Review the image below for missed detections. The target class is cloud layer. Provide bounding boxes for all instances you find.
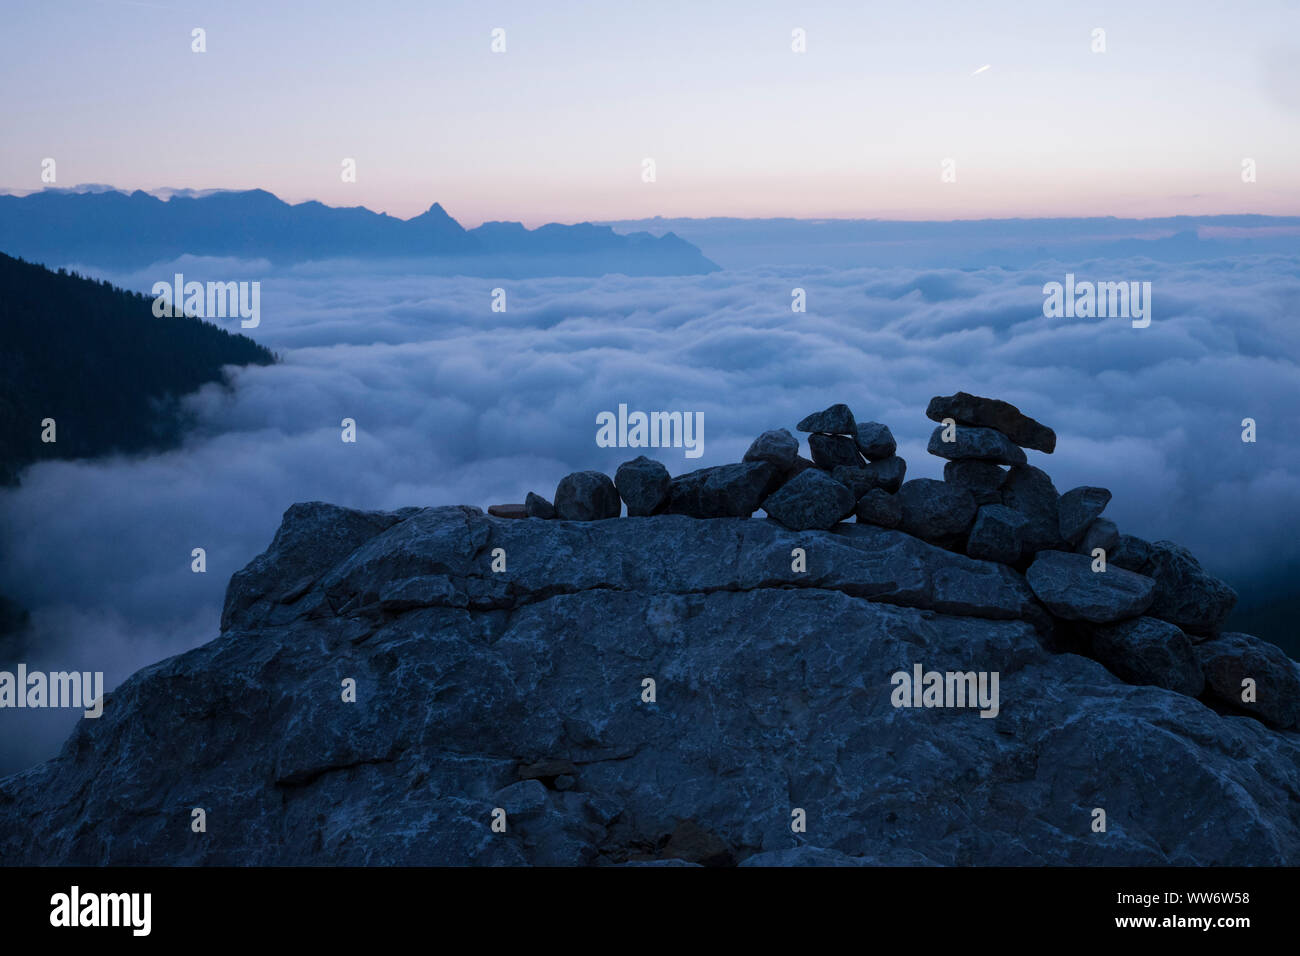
[2,253,1297,771]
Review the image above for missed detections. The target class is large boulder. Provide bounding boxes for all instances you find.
[926,425,1026,466]
[667,462,777,518]
[762,469,855,531]
[808,433,863,470]
[1143,541,1238,636]
[7,504,1300,867]
[1058,486,1112,544]
[896,479,977,543]
[615,456,670,517]
[854,489,902,528]
[926,391,1057,453]
[1195,633,1300,729]
[854,422,896,461]
[1025,550,1155,623]
[966,505,1027,565]
[796,403,856,435]
[743,428,799,471]
[1000,465,1064,556]
[1088,617,1204,697]
[555,471,622,521]
[943,460,1007,506]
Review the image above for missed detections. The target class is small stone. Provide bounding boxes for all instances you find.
[1088,616,1204,697]
[966,504,1027,565]
[554,775,576,791]
[854,422,896,460]
[785,456,816,477]
[1111,534,1153,572]
[926,391,1056,453]
[615,456,670,517]
[862,455,907,494]
[796,403,856,435]
[926,425,1027,466]
[1025,550,1155,623]
[808,433,863,470]
[763,468,856,530]
[1077,518,1119,557]
[855,489,901,528]
[743,428,799,471]
[1058,486,1112,544]
[943,460,1007,505]
[487,504,528,519]
[896,479,977,543]
[554,471,621,521]
[524,492,555,519]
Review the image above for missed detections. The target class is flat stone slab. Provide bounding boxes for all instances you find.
[927,391,1057,453]
[1025,550,1155,623]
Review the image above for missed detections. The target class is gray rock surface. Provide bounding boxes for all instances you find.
[1088,617,1204,698]
[1025,551,1155,623]
[667,462,777,518]
[1143,541,1239,636]
[3,502,1299,866]
[1058,486,1112,544]
[896,479,977,543]
[926,425,1027,466]
[855,489,902,528]
[743,428,799,471]
[1194,633,1300,729]
[926,392,1057,453]
[555,471,621,521]
[808,433,863,470]
[966,505,1027,565]
[615,456,670,517]
[763,469,855,530]
[796,403,856,435]
[854,422,896,461]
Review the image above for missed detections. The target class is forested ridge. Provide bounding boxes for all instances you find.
[0,252,274,484]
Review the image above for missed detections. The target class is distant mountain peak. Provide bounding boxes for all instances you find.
[0,186,721,276]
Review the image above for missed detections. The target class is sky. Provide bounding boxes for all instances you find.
[2,0,1299,224]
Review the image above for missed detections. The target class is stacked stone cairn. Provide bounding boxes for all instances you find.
[489,392,1298,731]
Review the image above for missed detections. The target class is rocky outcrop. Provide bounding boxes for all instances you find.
[2,393,1292,867]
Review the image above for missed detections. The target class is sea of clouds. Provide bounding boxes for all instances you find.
[1,252,1297,771]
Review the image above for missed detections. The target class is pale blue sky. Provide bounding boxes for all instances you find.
[2,0,1297,224]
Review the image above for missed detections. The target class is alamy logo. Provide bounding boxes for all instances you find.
[0,665,103,718]
[1042,273,1151,328]
[890,663,999,718]
[596,403,704,458]
[50,886,151,936]
[152,273,260,328]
